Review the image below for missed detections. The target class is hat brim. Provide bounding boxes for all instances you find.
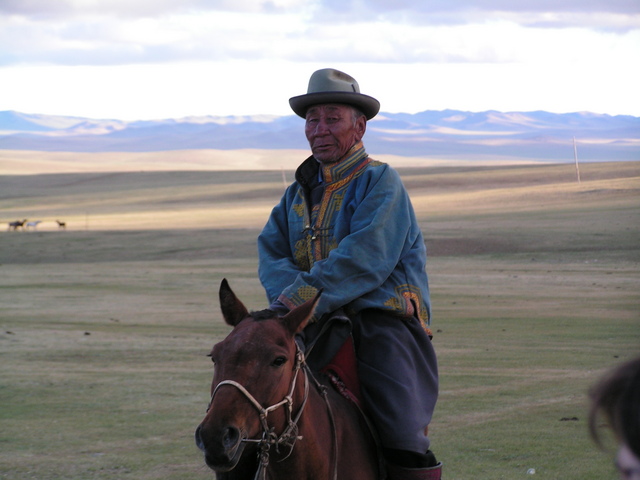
[289,92,380,120]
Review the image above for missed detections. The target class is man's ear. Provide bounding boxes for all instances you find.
[354,115,366,142]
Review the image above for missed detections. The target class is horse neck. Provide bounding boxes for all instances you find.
[260,368,333,478]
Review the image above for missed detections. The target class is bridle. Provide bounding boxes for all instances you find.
[208,345,339,480]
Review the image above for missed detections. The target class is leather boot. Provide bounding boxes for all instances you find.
[386,461,443,480]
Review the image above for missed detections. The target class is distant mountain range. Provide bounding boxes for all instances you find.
[1,110,638,162]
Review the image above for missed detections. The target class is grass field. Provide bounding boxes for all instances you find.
[1,161,639,479]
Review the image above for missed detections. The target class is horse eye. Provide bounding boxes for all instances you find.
[271,356,287,367]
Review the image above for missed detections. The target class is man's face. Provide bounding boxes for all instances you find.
[305,104,366,164]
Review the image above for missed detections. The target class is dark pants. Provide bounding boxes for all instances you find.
[352,309,439,454]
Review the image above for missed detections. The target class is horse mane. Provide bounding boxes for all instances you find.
[250,309,278,321]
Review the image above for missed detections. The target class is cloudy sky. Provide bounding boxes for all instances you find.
[1,0,639,120]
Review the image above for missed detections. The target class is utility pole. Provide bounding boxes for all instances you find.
[573,137,581,184]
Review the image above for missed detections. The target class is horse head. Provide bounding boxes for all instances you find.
[195,279,320,474]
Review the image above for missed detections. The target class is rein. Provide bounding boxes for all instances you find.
[209,346,339,480]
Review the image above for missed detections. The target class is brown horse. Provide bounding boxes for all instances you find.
[7,219,27,231]
[195,279,380,480]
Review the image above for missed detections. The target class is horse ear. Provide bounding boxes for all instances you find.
[282,289,322,335]
[219,279,250,327]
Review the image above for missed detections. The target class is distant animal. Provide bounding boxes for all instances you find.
[195,279,379,480]
[7,219,27,231]
[25,220,42,230]
[56,220,66,229]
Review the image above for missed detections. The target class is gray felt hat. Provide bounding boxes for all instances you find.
[289,68,380,120]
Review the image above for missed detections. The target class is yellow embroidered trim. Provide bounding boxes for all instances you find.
[293,238,310,272]
[293,202,305,217]
[384,285,430,325]
[296,285,319,302]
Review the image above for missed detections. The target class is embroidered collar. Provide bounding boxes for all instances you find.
[321,142,368,184]
[295,142,370,189]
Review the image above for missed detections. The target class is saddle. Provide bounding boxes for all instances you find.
[304,310,362,404]
[321,335,363,405]
[305,311,387,480]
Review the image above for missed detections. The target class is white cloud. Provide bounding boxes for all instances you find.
[0,0,638,117]
[3,11,636,66]
[0,0,312,18]
[310,0,640,31]
[2,56,638,120]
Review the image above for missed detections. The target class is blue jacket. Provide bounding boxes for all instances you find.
[258,142,431,326]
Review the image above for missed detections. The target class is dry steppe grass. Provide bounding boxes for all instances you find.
[1,160,639,479]
[0,149,516,176]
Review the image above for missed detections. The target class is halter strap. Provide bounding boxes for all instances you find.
[208,345,339,480]
[208,347,310,477]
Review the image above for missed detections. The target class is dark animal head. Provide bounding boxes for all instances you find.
[195,279,320,473]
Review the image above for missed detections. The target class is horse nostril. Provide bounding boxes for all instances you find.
[195,424,205,450]
[223,426,240,449]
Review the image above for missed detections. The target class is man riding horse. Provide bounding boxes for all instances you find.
[258,68,442,479]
